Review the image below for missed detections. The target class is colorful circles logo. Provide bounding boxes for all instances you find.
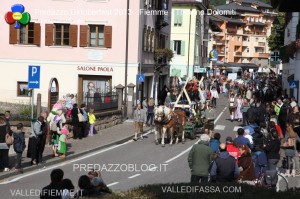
[5,4,31,29]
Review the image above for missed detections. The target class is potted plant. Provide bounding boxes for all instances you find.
[154,48,174,63]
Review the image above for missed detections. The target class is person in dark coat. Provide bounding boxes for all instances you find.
[12,123,26,173]
[264,130,281,170]
[71,104,84,139]
[237,145,256,181]
[210,143,240,182]
[277,98,288,133]
[0,114,11,171]
[40,169,64,199]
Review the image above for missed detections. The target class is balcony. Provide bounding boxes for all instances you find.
[214,40,225,45]
[227,28,237,34]
[255,32,266,35]
[234,52,243,56]
[259,53,270,58]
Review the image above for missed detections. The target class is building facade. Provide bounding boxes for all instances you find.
[0,0,171,110]
[169,0,209,79]
[209,0,276,67]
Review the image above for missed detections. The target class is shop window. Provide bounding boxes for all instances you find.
[17,82,32,97]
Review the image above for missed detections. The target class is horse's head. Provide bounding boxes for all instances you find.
[155,106,171,123]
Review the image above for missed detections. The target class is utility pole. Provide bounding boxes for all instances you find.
[124,0,130,118]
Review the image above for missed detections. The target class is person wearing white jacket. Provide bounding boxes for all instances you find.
[211,87,219,108]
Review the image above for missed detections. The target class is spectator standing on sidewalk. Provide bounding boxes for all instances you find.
[234,128,253,149]
[12,123,26,173]
[263,129,281,171]
[0,115,11,172]
[65,94,75,118]
[57,124,69,159]
[226,137,241,162]
[133,104,146,141]
[210,132,221,153]
[88,108,96,136]
[27,116,44,165]
[210,143,240,182]
[146,98,155,127]
[38,111,48,164]
[237,145,256,183]
[80,104,89,137]
[71,104,84,140]
[188,134,213,183]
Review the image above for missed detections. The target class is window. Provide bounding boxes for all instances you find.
[55,24,70,45]
[255,37,258,42]
[238,36,240,41]
[232,36,234,41]
[173,40,185,55]
[79,25,112,48]
[247,48,249,53]
[89,25,104,47]
[174,10,183,26]
[9,23,41,45]
[17,82,32,97]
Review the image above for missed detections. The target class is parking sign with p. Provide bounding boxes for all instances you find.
[28,66,40,89]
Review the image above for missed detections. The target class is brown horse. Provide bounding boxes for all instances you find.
[154,106,187,147]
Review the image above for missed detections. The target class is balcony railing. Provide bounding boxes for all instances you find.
[235,52,243,56]
[259,53,270,58]
[85,93,118,112]
[258,42,265,46]
[227,28,237,34]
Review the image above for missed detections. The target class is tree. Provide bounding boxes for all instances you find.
[267,12,285,51]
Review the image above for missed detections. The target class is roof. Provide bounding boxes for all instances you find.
[208,16,223,22]
[215,62,258,69]
[250,22,266,26]
[240,0,273,9]
[216,15,246,25]
[216,2,261,13]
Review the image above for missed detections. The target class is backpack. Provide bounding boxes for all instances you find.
[13,133,24,153]
[264,170,278,187]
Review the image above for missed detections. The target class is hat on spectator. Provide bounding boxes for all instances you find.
[200,134,210,142]
[226,136,233,143]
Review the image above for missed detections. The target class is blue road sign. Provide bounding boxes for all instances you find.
[137,74,145,83]
[289,80,299,89]
[28,66,40,89]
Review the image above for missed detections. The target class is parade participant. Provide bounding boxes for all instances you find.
[211,87,219,108]
[204,104,216,131]
[164,92,172,107]
[188,134,213,183]
[57,124,69,158]
[133,104,147,141]
[228,93,237,122]
[235,94,243,122]
[210,143,240,182]
[241,98,250,126]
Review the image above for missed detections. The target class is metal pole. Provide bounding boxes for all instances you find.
[124,0,130,118]
[31,89,34,121]
[187,7,192,77]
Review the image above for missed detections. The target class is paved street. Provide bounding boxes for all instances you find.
[0,95,299,198]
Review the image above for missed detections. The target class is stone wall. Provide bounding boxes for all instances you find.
[93,110,123,132]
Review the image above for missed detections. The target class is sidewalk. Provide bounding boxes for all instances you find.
[0,120,151,180]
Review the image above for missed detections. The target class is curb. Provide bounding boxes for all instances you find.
[0,127,152,181]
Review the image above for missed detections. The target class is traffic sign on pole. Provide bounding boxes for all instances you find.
[28,66,40,89]
[137,74,145,83]
[289,80,299,89]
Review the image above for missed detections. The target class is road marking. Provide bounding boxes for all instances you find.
[0,130,155,184]
[214,125,225,130]
[128,174,141,179]
[107,182,119,187]
[233,126,242,132]
[165,107,226,164]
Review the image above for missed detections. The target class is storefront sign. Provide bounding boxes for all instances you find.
[77,66,113,72]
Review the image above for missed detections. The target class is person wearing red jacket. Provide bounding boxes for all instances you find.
[226,136,241,163]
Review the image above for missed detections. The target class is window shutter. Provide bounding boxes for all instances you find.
[104,26,112,48]
[45,24,54,46]
[178,10,183,26]
[174,10,178,25]
[9,24,18,44]
[33,23,41,46]
[80,25,89,47]
[170,40,174,51]
[69,25,78,47]
[180,40,185,56]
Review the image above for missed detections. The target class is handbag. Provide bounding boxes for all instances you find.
[5,126,14,145]
[78,108,85,122]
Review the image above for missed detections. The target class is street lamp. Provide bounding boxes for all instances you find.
[124,0,130,118]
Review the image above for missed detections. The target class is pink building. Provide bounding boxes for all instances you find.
[0,0,171,110]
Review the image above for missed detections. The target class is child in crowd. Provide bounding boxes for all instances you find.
[244,129,253,145]
[57,124,69,158]
[88,108,96,136]
[88,170,112,194]
[13,123,26,173]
